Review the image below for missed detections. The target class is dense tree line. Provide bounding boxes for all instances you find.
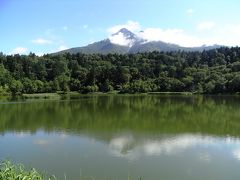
[1,47,240,95]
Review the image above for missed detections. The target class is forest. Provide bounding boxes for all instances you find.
[0,47,240,95]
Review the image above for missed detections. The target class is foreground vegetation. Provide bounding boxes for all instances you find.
[0,160,144,180]
[1,47,240,95]
[0,161,54,180]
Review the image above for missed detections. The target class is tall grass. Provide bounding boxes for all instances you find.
[0,160,55,180]
[0,160,143,180]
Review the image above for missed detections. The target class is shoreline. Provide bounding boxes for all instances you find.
[0,91,239,100]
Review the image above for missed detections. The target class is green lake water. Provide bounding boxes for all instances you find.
[0,95,240,180]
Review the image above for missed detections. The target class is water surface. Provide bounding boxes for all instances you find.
[0,95,240,179]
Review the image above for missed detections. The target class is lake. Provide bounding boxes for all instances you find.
[0,95,240,180]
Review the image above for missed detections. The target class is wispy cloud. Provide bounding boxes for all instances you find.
[186,8,195,15]
[11,47,28,54]
[197,21,216,31]
[32,38,53,45]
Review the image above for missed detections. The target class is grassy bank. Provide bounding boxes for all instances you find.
[16,91,194,99]
[22,91,120,99]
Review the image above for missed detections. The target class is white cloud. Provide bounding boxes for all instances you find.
[107,21,211,47]
[108,134,216,161]
[137,26,240,47]
[195,24,240,46]
[233,148,240,160]
[35,52,44,56]
[107,20,240,47]
[110,135,134,153]
[107,20,141,34]
[186,8,195,15]
[228,25,240,34]
[138,28,207,47]
[58,45,68,51]
[107,21,141,47]
[197,21,216,31]
[32,38,52,45]
[109,32,135,47]
[143,135,214,156]
[11,47,28,54]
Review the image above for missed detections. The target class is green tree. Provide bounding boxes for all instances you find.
[229,74,240,92]
[57,75,70,93]
[9,80,23,95]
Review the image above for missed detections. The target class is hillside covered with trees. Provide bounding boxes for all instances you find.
[1,47,240,95]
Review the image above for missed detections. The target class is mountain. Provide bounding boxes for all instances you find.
[57,28,222,54]
[112,28,137,42]
[59,39,129,54]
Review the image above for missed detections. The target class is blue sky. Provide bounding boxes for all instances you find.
[1,0,240,55]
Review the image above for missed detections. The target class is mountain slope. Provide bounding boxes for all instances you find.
[60,39,129,54]
[129,41,222,53]
[57,28,223,54]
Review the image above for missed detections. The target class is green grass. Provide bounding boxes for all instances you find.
[22,93,61,99]
[5,91,240,100]
[147,91,194,95]
[0,161,144,180]
[0,161,55,180]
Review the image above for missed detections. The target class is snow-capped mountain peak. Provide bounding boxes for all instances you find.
[109,28,139,47]
[57,28,222,54]
[113,28,137,40]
